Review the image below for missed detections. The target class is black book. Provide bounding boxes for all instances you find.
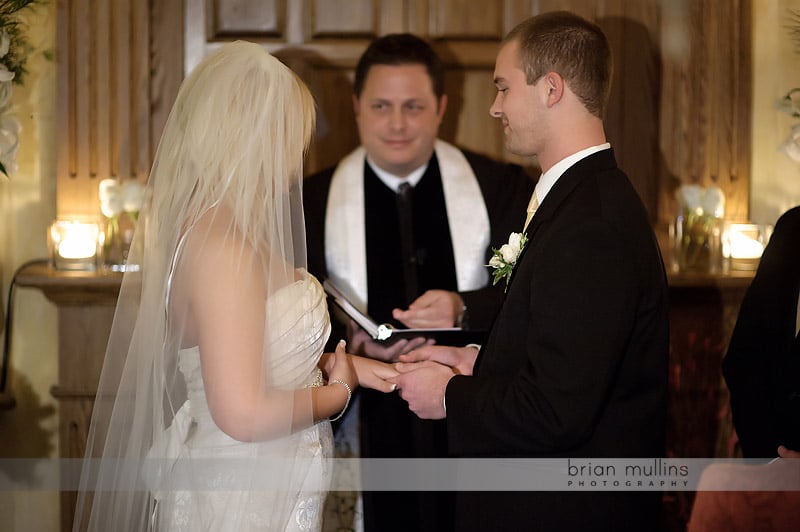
[323,278,485,346]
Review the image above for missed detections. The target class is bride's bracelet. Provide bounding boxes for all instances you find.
[328,379,352,422]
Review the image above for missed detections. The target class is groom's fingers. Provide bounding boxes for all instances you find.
[397,345,433,363]
[398,345,452,366]
[394,360,438,374]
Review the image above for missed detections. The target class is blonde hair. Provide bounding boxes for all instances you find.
[149,40,317,248]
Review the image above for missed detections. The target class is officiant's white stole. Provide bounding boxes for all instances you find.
[324,139,490,311]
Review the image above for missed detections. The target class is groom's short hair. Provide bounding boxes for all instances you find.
[504,11,612,118]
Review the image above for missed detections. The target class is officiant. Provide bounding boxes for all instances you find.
[303,33,532,532]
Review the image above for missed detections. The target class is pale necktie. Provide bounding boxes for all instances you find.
[523,192,539,231]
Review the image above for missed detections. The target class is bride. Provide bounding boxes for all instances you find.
[73,41,397,531]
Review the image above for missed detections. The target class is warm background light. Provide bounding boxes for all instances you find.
[48,219,101,270]
[722,222,773,270]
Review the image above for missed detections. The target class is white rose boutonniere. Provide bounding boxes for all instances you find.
[488,231,528,291]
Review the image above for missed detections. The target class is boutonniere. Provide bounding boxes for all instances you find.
[488,232,528,291]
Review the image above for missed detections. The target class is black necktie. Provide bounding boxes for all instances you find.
[396,182,418,305]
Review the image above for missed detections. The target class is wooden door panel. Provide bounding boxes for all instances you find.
[310,0,375,37]
[429,0,504,39]
[212,0,284,37]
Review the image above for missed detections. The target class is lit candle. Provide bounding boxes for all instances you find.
[728,231,764,260]
[54,222,98,259]
[49,219,101,270]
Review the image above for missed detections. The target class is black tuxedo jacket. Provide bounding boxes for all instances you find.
[446,149,669,531]
[723,206,800,457]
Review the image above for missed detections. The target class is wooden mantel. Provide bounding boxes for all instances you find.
[14,263,121,532]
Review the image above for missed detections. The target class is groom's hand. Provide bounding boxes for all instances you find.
[398,345,478,376]
[390,361,455,419]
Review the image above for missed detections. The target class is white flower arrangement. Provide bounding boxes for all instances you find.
[675,184,725,219]
[488,231,528,291]
[99,178,144,267]
[99,178,144,220]
[0,0,37,177]
[778,12,800,162]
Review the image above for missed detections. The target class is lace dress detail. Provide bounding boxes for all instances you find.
[148,273,333,531]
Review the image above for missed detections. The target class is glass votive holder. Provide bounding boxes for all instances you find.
[48,218,103,271]
[721,222,773,270]
[670,210,723,273]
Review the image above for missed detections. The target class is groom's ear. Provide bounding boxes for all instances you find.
[542,72,564,107]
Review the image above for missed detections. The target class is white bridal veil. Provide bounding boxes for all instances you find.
[73,41,326,530]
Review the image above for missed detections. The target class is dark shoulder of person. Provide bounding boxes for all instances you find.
[459,148,534,216]
[759,205,800,267]
[303,165,336,194]
[302,165,336,227]
[460,148,529,182]
[773,205,800,234]
[302,165,338,283]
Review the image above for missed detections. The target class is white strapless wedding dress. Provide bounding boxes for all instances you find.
[149,273,333,531]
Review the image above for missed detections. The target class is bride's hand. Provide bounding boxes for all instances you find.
[350,354,399,393]
[327,340,357,391]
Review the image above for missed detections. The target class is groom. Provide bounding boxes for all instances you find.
[392,11,669,532]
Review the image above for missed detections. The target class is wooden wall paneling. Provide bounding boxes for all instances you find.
[731,0,752,222]
[534,0,598,20]
[656,0,752,225]
[600,2,662,219]
[210,0,286,38]
[428,0,503,39]
[57,0,91,216]
[55,0,70,213]
[503,0,535,33]
[56,0,153,216]
[299,64,360,175]
[185,0,209,76]
[150,0,185,157]
[213,0,283,36]
[55,0,754,238]
[658,0,691,223]
[132,0,151,182]
[445,67,524,168]
[378,0,407,35]
[406,0,429,35]
[94,0,111,183]
[715,0,751,222]
[311,0,375,37]
[113,0,131,183]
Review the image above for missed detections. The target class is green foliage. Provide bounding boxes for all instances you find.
[0,0,38,86]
